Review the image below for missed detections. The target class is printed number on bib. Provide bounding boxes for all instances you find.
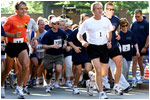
[122,44,130,52]
[96,30,105,38]
[13,38,24,43]
[54,39,62,47]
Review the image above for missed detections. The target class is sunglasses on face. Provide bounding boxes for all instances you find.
[121,25,128,27]
[106,8,115,11]
[53,23,59,25]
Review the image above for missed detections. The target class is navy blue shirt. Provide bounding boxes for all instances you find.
[45,24,52,31]
[67,28,90,63]
[1,25,6,37]
[63,28,72,57]
[119,30,137,61]
[41,28,67,55]
[104,15,120,51]
[131,19,149,50]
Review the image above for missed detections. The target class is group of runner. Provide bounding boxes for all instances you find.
[1,1,149,99]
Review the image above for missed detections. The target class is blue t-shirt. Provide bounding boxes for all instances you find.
[67,28,90,63]
[104,15,120,51]
[45,24,52,31]
[1,25,6,37]
[41,28,67,55]
[131,19,149,50]
[119,30,137,61]
[63,29,72,57]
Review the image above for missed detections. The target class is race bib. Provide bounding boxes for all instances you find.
[13,38,24,43]
[122,44,130,52]
[54,39,62,47]
[96,30,106,38]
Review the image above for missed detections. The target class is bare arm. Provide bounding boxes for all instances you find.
[141,35,149,53]
[77,32,89,47]
[68,41,81,53]
[134,44,140,57]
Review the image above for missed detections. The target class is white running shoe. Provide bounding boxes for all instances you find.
[54,81,60,88]
[99,91,109,99]
[138,78,144,84]
[132,79,137,88]
[45,85,51,93]
[72,87,80,94]
[66,81,72,87]
[16,86,25,99]
[86,80,93,96]
[1,86,5,98]
[113,85,123,95]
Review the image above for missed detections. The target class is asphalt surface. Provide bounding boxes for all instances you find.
[2,83,149,99]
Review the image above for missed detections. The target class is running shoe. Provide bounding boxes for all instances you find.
[54,81,60,88]
[16,86,25,99]
[66,81,72,87]
[113,85,123,95]
[1,86,5,98]
[99,91,109,99]
[132,79,137,88]
[72,87,80,94]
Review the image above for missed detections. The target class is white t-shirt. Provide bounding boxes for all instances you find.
[79,16,113,45]
[27,18,38,41]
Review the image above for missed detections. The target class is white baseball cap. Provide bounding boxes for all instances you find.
[51,17,59,24]
[65,19,73,26]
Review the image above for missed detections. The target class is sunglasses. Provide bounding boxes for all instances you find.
[106,8,115,11]
[121,25,128,27]
[53,23,59,25]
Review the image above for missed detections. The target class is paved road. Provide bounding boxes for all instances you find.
[3,83,149,99]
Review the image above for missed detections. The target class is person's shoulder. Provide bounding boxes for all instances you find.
[143,19,149,24]
[113,15,120,19]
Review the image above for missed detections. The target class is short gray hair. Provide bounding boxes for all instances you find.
[91,2,103,11]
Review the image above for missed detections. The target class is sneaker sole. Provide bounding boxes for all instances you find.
[18,96,25,99]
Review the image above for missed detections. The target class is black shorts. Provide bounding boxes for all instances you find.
[5,42,29,58]
[86,44,109,63]
[30,52,43,65]
[108,47,121,59]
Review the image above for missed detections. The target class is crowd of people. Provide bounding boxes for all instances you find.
[1,1,149,99]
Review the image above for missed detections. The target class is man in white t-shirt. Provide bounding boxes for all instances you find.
[77,2,113,99]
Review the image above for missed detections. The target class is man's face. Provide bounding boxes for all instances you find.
[93,4,103,16]
[16,4,28,17]
[106,5,114,16]
[39,21,45,31]
[135,13,143,22]
[52,22,60,30]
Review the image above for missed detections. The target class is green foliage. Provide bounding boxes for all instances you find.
[1,1,43,14]
[1,1,149,14]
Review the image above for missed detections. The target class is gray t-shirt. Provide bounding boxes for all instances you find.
[36,30,47,59]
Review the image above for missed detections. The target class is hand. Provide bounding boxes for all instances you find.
[112,25,116,31]
[14,32,21,37]
[32,39,38,49]
[136,51,140,57]
[74,46,81,53]
[51,44,60,49]
[141,47,147,53]
[107,42,112,49]
[115,34,121,40]
[82,41,89,48]
[62,44,67,49]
